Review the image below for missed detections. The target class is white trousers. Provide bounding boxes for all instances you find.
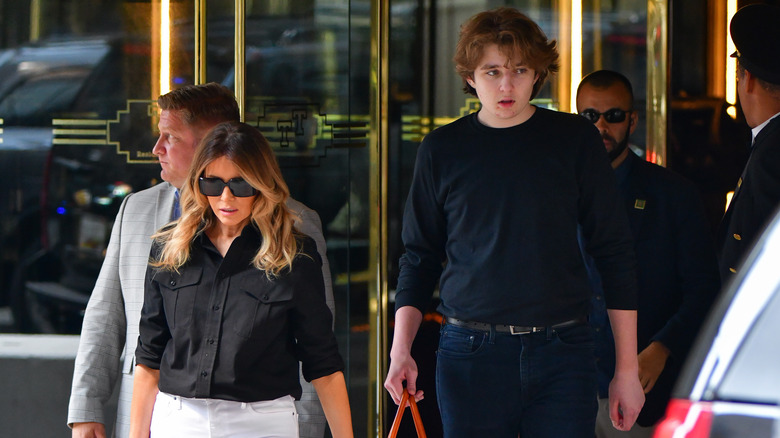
[150,392,299,438]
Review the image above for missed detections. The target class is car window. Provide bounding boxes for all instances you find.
[0,69,88,125]
[716,282,780,405]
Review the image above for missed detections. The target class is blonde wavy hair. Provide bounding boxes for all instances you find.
[151,121,300,277]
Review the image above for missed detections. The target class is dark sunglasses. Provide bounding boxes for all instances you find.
[579,108,630,124]
[198,176,257,197]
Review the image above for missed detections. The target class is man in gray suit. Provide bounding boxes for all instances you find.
[67,83,334,438]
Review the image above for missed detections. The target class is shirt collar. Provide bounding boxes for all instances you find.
[752,111,780,145]
[197,222,262,253]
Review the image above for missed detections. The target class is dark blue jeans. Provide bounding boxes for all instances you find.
[436,323,597,438]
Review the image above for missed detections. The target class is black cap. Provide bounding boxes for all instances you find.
[730,3,780,85]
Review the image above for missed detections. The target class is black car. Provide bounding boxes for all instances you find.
[653,209,780,437]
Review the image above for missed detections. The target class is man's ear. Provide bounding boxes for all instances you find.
[744,69,756,93]
[466,75,476,88]
[628,111,639,135]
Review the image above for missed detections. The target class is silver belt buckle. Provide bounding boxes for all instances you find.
[509,325,533,335]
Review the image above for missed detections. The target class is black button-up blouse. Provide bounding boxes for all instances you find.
[136,224,343,402]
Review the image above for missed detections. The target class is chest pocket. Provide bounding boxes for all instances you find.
[229,278,294,339]
[153,268,203,329]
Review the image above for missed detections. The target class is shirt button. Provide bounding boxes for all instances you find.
[169,280,176,286]
[733,233,742,240]
[262,294,269,301]
[201,371,208,377]
[213,305,220,311]
[208,338,214,344]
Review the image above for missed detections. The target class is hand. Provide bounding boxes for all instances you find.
[384,351,424,405]
[72,422,106,438]
[608,371,645,431]
[638,341,670,394]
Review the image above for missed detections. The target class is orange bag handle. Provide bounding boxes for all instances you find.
[388,390,427,438]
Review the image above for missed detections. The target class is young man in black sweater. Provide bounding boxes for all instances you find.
[384,7,644,437]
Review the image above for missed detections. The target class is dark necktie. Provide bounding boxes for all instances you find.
[172,190,181,220]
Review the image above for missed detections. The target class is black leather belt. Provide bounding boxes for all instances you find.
[444,316,586,335]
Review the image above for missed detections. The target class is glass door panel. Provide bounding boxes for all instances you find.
[208,1,374,434]
[582,0,649,152]
[0,0,177,334]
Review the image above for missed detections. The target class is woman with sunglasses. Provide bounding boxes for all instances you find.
[129,121,352,438]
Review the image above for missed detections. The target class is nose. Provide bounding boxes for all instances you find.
[220,186,235,200]
[594,116,609,133]
[152,135,165,156]
[499,73,514,90]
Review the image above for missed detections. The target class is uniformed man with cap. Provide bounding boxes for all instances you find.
[718,2,780,281]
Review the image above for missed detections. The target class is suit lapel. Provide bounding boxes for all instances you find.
[154,183,177,230]
[720,115,780,239]
[620,154,647,237]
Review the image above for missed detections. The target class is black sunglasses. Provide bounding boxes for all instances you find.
[579,108,630,124]
[198,176,257,197]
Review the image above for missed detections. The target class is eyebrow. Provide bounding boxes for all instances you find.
[477,62,527,70]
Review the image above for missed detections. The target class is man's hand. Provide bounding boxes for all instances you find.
[385,306,425,404]
[72,422,106,438]
[608,371,645,431]
[384,352,424,404]
[638,341,670,394]
[606,309,645,430]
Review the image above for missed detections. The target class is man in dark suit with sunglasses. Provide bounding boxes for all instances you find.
[577,70,720,437]
[718,3,780,282]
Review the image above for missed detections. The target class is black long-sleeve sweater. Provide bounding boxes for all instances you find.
[395,107,638,326]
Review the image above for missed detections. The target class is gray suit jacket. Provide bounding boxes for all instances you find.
[67,182,334,438]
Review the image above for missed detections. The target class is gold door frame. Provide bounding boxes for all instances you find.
[647,0,668,166]
[370,0,390,436]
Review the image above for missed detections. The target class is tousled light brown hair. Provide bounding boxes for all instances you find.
[454,7,559,100]
[152,121,300,277]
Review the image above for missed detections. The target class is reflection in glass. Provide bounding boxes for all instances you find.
[0,2,163,336]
